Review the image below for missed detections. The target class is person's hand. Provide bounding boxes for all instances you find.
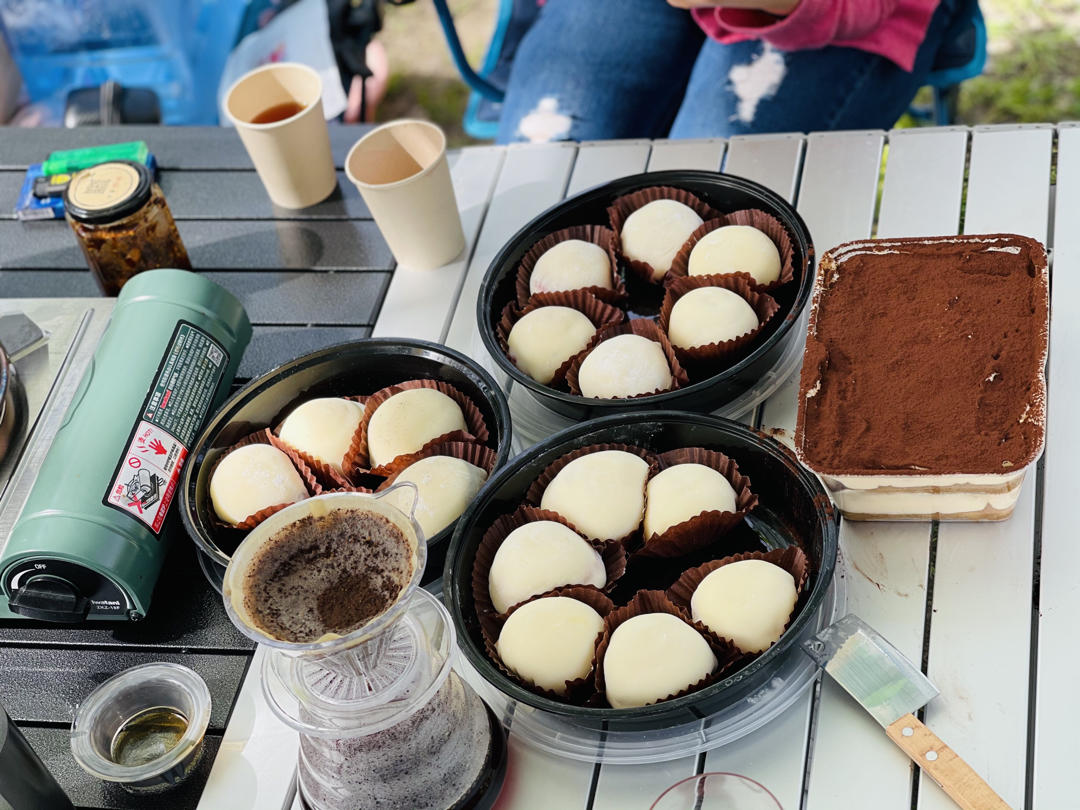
[667,0,800,14]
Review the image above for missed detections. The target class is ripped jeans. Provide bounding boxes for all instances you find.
[496,0,961,144]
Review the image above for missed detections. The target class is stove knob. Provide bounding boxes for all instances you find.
[9,575,90,623]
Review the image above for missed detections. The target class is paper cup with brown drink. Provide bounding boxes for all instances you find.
[224,62,338,209]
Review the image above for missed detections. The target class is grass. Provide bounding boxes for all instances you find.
[958,0,1080,125]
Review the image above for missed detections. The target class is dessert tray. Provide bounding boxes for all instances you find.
[180,339,513,588]
[477,171,815,424]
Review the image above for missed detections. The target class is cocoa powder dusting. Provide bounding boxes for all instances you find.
[796,235,1048,475]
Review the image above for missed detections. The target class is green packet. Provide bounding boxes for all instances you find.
[42,141,149,175]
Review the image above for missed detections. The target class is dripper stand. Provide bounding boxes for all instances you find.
[220,490,506,810]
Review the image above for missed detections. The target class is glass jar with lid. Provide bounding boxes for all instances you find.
[64,160,191,295]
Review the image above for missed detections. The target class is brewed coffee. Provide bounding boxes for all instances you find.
[249,101,305,125]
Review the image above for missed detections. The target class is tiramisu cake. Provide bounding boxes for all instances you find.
[795,234,1049,521]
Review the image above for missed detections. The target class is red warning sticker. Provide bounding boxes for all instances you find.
[105,421,188,533]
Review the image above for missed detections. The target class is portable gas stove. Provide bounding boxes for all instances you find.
[0,299,114,616]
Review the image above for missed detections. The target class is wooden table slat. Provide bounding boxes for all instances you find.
[0,218,394,271]
[963,124,1053,243]
[703,692,814,810]
[197,646,297,810]
[876,128,968,238]
[0,269,392,326]
[646,139,726,172]
[565,141,652,197]
[723,133,805,203]
[591,760,697,810]
[1031,122,1080,810]
[917,124,1053,810]
[0,125,372,171]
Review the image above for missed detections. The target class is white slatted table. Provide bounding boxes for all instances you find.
[200,125,1069,810]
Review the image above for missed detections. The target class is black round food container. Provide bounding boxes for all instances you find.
[181,339,513,589]
[444,411,838,733]
[477,170,815,420]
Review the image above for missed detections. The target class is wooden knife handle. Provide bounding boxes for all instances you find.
[885,714,1012,810]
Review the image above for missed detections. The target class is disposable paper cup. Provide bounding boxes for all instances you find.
[345,119,465,270]
[224,62,337,209]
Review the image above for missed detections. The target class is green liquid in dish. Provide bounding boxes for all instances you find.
[110,707,189,767]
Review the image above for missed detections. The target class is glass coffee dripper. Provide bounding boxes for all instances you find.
[221,489,506,810]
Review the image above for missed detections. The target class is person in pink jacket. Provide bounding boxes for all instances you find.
[495,0,964,144]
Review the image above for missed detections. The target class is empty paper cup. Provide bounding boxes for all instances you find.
[224,62,337,209]
[345,120,465,270]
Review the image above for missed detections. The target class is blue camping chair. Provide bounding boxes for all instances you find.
[912,0,988,124]
[434,0,987,138]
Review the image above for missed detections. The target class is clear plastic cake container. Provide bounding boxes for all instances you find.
[805,465,1038,522]
[794,234,1049,523]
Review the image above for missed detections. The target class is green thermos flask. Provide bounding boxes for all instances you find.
[1,270,251,622]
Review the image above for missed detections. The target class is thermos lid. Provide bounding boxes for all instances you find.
[63,160,153,225]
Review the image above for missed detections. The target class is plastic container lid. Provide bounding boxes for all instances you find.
[63,160,153,224]
[461,564,845,764]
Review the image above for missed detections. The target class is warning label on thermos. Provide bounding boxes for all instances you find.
[102,321,229,534]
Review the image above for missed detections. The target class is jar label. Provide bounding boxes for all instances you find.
[66,162,142,210]
[102,321,229,534]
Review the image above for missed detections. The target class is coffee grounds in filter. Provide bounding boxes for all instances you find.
[243,511,412,643]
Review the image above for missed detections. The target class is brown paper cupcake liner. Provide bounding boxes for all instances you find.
[471,505,629,619]
[374,441,499,490]
[514,224,628,307]
[496,291,626,388]
[665,546,810,653]
[268,435,355,491]
[594,590,742,707]
[607,187,718,286]
[317,481,376,495]
[480,584,614,704]
[270,395,372,488]
[666,546,810,610]
[205,428,321,532]
[667,210,796,294]
[658,274,781,367]
[351,379,490,477]
[633,447,759,560]
[564,319,690,399]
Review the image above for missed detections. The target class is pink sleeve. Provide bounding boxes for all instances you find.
[692,0,900,51]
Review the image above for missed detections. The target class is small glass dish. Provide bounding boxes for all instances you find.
[651,772,783,809]
[70,662,211,793]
